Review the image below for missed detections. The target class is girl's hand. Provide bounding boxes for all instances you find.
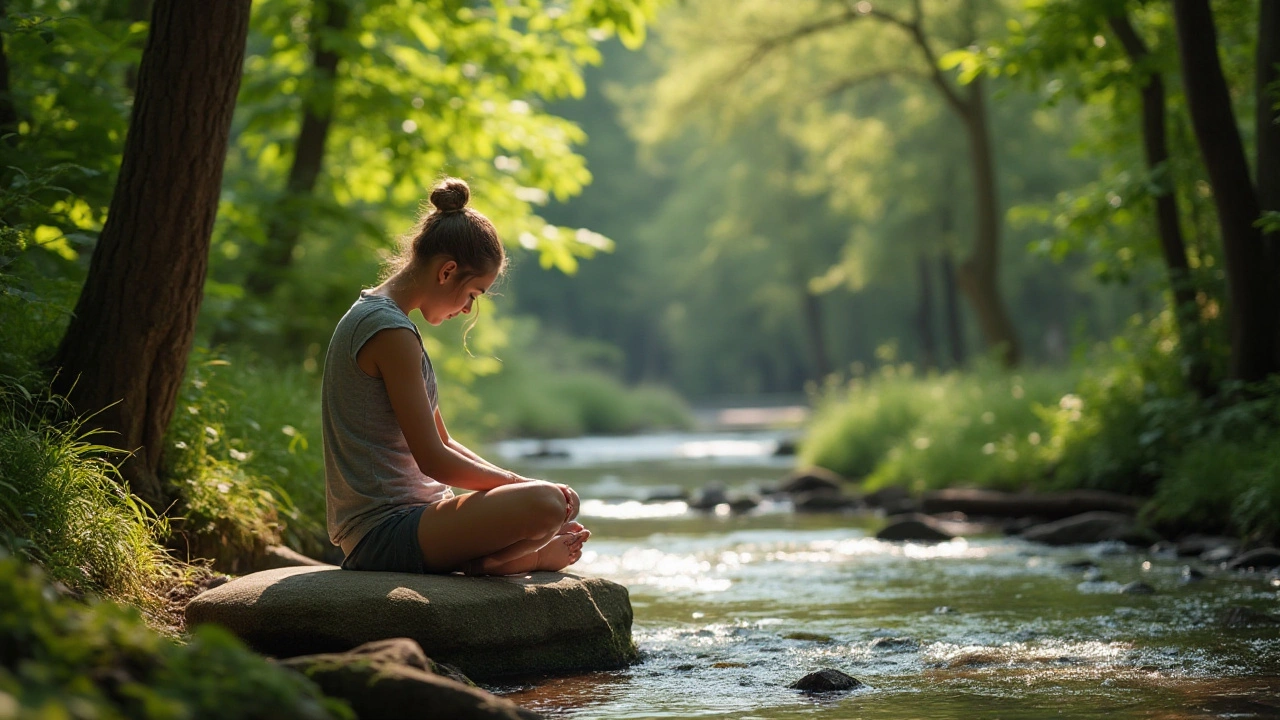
[556,484,580,522]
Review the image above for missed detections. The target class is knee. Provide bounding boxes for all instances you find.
[521,483,567,536]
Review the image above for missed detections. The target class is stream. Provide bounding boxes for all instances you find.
[490,432,1280,719]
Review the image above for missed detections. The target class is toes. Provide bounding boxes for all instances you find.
[561,521,585,534]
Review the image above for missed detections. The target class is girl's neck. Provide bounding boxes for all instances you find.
[371,265,427,316]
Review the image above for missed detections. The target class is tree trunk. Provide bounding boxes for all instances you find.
[51,0,252,508]
[915,251,938,370]
[0,0,17,139]
[1108,13,1211,395]
[940,247,966,368]
[1258,0,1280,365]
[955,76,1021,367]
[244,0,349,298]
[799,288,831,381]
[1172,0,1277,382]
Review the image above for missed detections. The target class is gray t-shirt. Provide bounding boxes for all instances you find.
[322,291,453,555]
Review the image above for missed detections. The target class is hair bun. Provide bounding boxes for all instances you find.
[430,177,470,214]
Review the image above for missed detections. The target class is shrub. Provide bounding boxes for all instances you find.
[801,365,1073,491]
[0,556,352,720]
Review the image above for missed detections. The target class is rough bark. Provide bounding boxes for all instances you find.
[915,251,937,370]
[245,0,349,298]
[1258,0,1280,364]
[51,0,252,508]
[954,75,1020,366]
[1172,0,1277,381]
[940,249,966,368]
[1108,13,1210,395]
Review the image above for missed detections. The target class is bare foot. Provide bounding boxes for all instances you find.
[534,528,591,572]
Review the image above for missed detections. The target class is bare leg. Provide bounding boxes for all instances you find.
[416,482,578,573]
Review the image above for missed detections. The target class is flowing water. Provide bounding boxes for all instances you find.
[490,433,1280,719]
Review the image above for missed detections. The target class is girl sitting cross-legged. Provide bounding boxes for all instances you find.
[322,176,589,575]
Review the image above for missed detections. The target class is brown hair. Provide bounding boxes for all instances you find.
[391,177,507,281]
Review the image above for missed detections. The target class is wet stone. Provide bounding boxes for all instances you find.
[785,632,833,643]
[869,636,919,651]
[792,489,858,513]
[788,668,865,693]
[643,486,689,503]
[1180,566,1206,583]
[689,484,728,511]
[727,491,761,514]
[1226,547,1280,572]
[1060,559,1099,571]
[1201,545,1239,564]
[1219,606,1280,627]
[779,468,845,495]
[1120,581,1155,595]
[875,514,955,542]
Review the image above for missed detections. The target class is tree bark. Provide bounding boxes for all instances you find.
[1108,12,1210,395]
[955,75,1021,366]
[245,0,349,298]
[915,251,938,370]
[1258,0,1280,365]
[1172,0,1277,382]
[0,0,18,139]
[940,248,966,368]
[51,0,252,508]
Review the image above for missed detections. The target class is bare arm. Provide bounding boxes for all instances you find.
[365,327,520,492]
[433,407,527,477]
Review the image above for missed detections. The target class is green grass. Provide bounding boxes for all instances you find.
[801,364,1076,493]
[0,376,178,608]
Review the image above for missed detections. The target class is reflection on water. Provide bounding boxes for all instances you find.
[494,432,1280,719]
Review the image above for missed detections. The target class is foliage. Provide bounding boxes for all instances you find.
[468,318,693,437]
[802,363,1074,491]
[0,556,352,720]
[0,376,176,608]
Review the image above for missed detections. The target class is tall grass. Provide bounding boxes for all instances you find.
[0,377,177,606]
[802,364,1075,492]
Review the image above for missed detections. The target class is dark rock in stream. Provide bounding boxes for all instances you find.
[779,468,846,495]
[1019,511,1153,546]
[1176,534,1238,558]
[921,488,1143,520]
[1060,559,1099,572]
[863,486,917,514]
[644,486,690,503]
[1119,581,1155,595]
[1226,547,1280,572]
[1200,545,1239,564]
[869,636,919,651]
[689,484,729,511]
[727,491,762,514]
[792,489,858,513]
[1219,606,1280,628]
[788,668,865,693]
[875,514,955,542]
[279,639,540,720]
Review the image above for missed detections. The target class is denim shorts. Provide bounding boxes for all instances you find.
[341,505,429,573]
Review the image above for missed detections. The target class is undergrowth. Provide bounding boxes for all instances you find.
[0,555,352,720]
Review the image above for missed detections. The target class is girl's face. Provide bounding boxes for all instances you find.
[422,261,498,326]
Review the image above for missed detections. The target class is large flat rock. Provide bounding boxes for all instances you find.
[186,566,637,681]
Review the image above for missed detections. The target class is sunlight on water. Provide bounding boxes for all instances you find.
[580,499,690,519]
[677,438,778,459]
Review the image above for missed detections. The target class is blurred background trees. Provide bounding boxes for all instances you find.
[1,0,1278,573]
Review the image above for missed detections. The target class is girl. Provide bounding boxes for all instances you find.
[322,177,589,575]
